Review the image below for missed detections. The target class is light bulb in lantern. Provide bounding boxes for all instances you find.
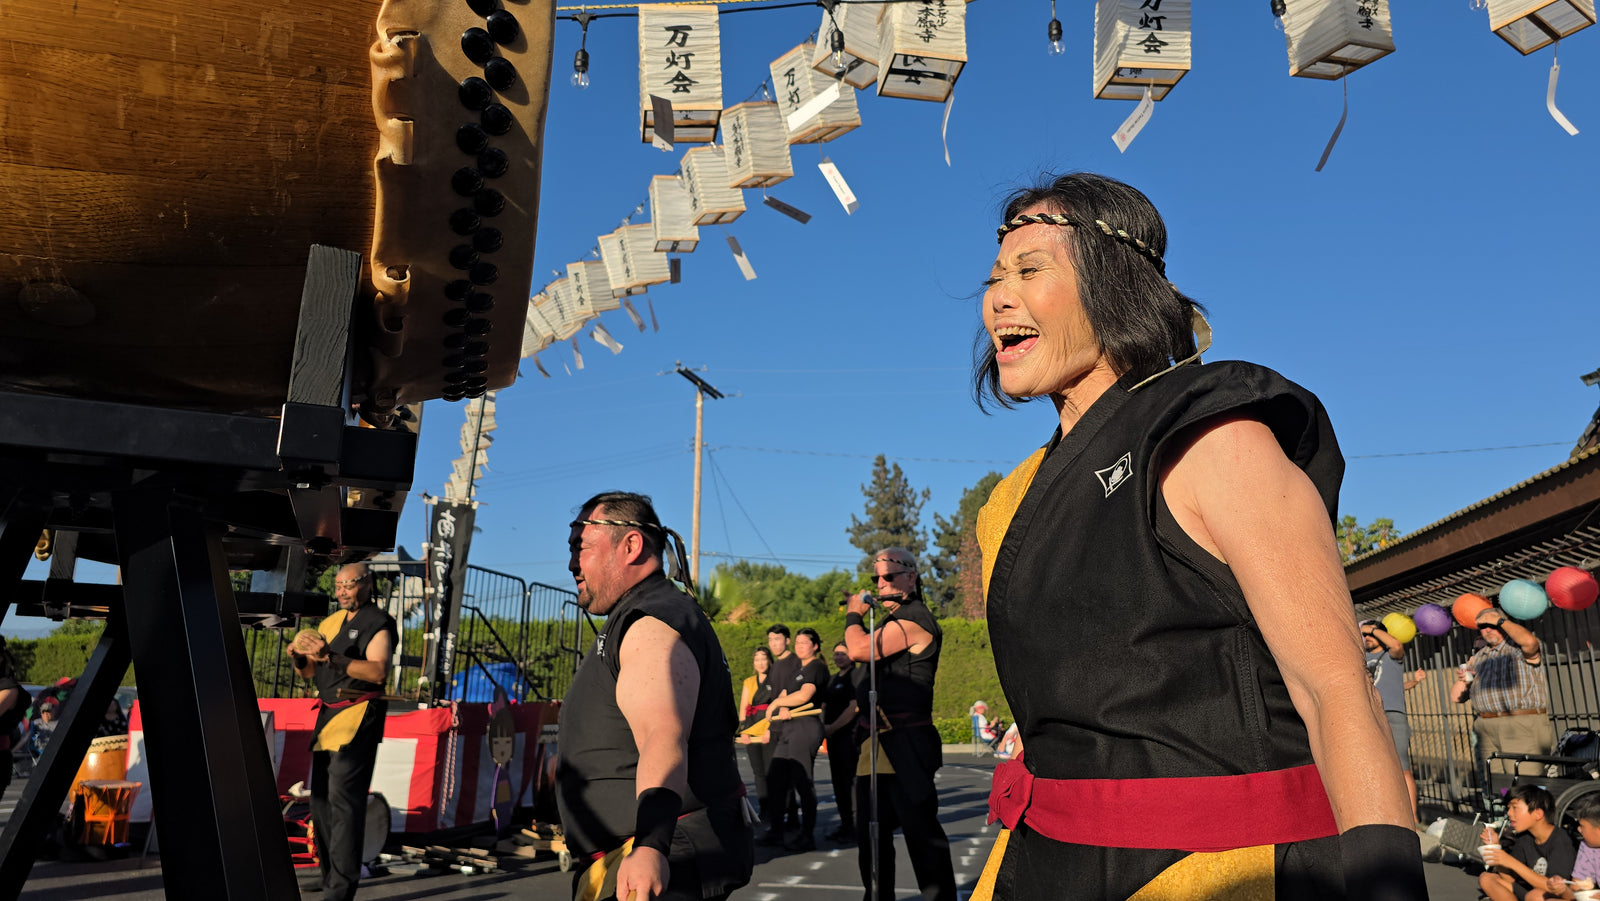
[571,47,590,89]
[831,27,847,72]
[1047,18,1064,56]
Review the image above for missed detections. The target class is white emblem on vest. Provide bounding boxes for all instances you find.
[596,634,607,657]
[1095,452,1134,498]
[348,628,359,641]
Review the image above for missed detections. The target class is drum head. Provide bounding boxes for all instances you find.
[363,792,391,864]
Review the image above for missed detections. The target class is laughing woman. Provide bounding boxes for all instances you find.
[970,173,1425,901]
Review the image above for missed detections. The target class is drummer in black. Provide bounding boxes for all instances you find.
[556,492,753,901]
[287,562,397,901]
[821,640,862,843]
[844,548,958,901]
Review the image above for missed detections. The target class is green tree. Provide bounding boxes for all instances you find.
[1336,515,1402,563]
[846,456,930,571]
[925,472,1002,616]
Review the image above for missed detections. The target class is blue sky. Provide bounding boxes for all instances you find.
[13,4,1597,636]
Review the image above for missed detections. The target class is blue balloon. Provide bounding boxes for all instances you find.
[1499,579,1550,621]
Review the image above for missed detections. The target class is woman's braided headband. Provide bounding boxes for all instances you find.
[996,212,1166,278]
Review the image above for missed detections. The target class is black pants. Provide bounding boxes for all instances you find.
[744,740,772,819]
[311,738,381,901]
[826,736,858,830]
[854,773,957,901]
[766,756,817,836]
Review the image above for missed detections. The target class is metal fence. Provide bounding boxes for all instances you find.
[1404,601,1600,816]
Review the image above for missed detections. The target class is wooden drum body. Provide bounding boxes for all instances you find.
[0,0,554,414]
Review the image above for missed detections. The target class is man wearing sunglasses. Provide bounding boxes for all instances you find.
[1452,606,1554,779]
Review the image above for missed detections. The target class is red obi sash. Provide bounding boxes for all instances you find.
[987,758,1337,853]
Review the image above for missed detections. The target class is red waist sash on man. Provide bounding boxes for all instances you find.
[987,758,1337,853]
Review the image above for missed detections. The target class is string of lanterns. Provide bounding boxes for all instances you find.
[1368,567,1600,645]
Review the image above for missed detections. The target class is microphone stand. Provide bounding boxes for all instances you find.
[868,599,880,901]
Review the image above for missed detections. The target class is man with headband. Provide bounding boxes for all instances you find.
[843,548,958,901]
[556,491,753,901]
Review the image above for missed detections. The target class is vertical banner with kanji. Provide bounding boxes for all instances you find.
[426,498,476,700]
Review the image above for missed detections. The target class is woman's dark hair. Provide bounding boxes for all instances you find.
[752,646,774,667]
[1570,791,1600,826]
[795,627,822,653]
[974,172,1203,410]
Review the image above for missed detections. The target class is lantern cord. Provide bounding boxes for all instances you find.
[1313,78,1348,173]
[558,0,929,15]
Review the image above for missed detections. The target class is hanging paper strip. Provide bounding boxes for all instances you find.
[681,147,746,225]
[649,175,701,253]
[811,2,884,89]
[1094,0,1192,101]
[1282,0,1395,79]
[568,260,621,319]
[622,299,647,332]
[591,322,625,354]
[1485,0,1595,54]
[722,102,794,189]
[876,1,967,102]
[638,5,723,144]
[771,43,862,145]
[601,225,672,296]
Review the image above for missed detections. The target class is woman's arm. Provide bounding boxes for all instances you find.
[1161,415,1413,832]
[738,677,755,719]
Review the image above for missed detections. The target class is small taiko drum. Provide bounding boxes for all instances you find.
[74,778,142,845]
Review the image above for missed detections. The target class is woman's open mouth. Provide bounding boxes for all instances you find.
[993,325,1040,360]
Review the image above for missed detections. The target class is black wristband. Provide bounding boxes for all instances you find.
[325,653,351,675]
[634,787,681,856]
[845,613,865,630]
[1340,824,1427,901]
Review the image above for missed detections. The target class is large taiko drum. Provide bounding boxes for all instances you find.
[0,0,554,415]
[70,733,129,797]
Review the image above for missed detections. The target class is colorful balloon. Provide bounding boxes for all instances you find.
[1547,567,1599,611]
[1453,593,1492,629]
[1499,579,1550,621]
[1414,604,1453,636]
[1382,612,1417,644]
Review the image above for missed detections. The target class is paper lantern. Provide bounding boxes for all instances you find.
[680,147,746,226]
[1453,593,1493,629]
[599,226,671,298]
[1500,579,1551,620]
[722,103,794,189]
[1548,566,1600,611]
[534,280,585,342]
[1382,612,1417,644]
[1281,0,1395,80]
[1414,604,1453,637]
[771,44,862,145]
[521,300,557,358]
[1094,0,1192,101]
[648,175,700,253]
[875,0,968,102]
[638,5,722,145]
[811,2,884,90]
[567,260,620,321]
[1485,0,1595,54]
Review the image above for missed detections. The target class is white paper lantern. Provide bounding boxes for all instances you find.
[811,2,884,89]
[1094,0,1191,101]
[649,175,700,253]
[876,0,967,102]
[722,102,794,189]
[771,43,862,144]
[680,147,746,226]
[544,278,586,341]
[599,225,671,298]
[1282,0,1395,80]
[1485,0,1595,54]
[568,260,621,319]
[521,297,557,358]
[638,5,723,144]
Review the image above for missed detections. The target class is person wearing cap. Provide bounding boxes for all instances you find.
[556,491,752,901]
[1361,620,1425,823]
[970,701,1003,751]
[1452,606,1554,779]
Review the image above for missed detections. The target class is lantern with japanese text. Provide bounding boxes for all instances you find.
[811,2,884,89]
[1094,0,1191,100]
[1484,0,1595,54]
[542,279,586,341]
[875,0,967,102]
[681,147,746,225]
[771,44,862,144]
[600,226,671,297]
[648,175,701,253]
[638,5,723,144]
[567,260,620,321]
[722,102,794,188]
[1281,0,1395,79]
[522,300,557,358]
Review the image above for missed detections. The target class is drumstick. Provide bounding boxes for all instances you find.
[336,688,411,702]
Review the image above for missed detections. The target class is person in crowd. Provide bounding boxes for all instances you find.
[995,722,1022,761]
[765,623,800,833]
[970,700,1004,751]
[845,548,957,901]
[1453,607,1555,779]
[1546,792,1600,899]
[97,699,129,738]
[971,172,1422,899]
[822,640,861,843]
[286,562,397,901]
[1361,619,1421,822]
[556,491,752,901]
[736,646,778,824]
[1479,784,1574,901]
[764,627,829,852]
[0,639,27,795]
[28,697,59,759]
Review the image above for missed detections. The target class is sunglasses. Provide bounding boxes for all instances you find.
[875,571,910,582]
[1478,622,1503,631]
[334,579,367,589]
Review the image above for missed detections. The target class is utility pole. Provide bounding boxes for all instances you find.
[674,363,725,585]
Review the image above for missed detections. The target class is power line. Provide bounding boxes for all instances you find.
[706,448,784,568]
[1347,442,1568,460]
[714,445,1015,465]
[715,367,968,374]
